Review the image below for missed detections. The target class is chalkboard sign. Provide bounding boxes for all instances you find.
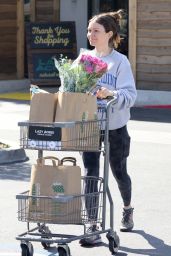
[32,53,57,80]
[29,23,75,49]
[26,22,77,86]
[31,52,75,81]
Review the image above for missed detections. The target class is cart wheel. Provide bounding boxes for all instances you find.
[58,244,71,256]
[21,242,34,256]
[106,231,120,255]
[39,227,52,249]
[41,232,51,249]
[41,241,51,249]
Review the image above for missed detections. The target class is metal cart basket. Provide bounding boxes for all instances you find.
[16,99,120,255]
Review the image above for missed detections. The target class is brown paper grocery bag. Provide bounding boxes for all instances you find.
[55,92,100,150]
[28,156,81,224]
[29,93,58,122]
[55,92,97,121]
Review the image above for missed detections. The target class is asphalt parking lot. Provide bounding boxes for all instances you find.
[0,98,171,256]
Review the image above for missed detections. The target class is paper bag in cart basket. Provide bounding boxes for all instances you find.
[27,93,59,149]
[55,92,100,150]
[29,92,58,122]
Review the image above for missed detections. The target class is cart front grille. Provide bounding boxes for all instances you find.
[19,120,106,152]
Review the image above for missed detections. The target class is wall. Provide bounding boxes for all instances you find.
[0,0,17,79]
[30,0,60,22]
[136,0,171,91]
[60,0,88,55]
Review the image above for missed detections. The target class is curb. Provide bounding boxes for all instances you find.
[0,92,31,101]
[0,253,45,256]
[141,105,171,109]
[0,147,29,165]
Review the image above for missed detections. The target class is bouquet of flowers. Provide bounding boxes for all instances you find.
[54,51,108,93]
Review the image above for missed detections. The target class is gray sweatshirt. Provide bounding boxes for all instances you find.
[87,49,137,130]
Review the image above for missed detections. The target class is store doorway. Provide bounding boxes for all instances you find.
[88,0,128,56]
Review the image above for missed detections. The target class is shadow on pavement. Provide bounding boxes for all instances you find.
[131,107,171,123]
[46,242,128,256]
[0,161,31,181]
[120,230,171,256]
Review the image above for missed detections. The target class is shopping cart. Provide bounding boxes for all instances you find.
[16,98,120,255]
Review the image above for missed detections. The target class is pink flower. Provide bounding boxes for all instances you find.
[85,66,94,73]
[79,54,107,76]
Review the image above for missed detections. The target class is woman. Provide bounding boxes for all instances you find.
[79,10,137,246]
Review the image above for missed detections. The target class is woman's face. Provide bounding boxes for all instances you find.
[87,21,111,49]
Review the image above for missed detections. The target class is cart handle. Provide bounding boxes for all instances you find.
[106,96,118,110]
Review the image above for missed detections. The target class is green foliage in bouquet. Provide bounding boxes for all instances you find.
[54,56,76,92]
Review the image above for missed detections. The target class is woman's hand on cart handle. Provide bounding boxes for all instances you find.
[96,87,118,100]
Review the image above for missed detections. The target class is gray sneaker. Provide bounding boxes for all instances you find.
[120,208,134,232]
[79,225,102,246]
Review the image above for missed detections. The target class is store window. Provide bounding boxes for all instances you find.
[24,0,31,22]
[88,0,128,56]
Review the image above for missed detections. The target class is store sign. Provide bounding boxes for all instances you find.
[26,22,77,86]
[28,126,61,141]
[29,23,75,49]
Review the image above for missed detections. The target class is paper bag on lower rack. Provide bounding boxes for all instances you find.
[28,156,82,224]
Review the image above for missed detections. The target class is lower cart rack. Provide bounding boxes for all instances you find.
[16,177,120,255]
[17,177,103,225]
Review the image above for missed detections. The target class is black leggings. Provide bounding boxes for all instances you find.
[82,125,132,212]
